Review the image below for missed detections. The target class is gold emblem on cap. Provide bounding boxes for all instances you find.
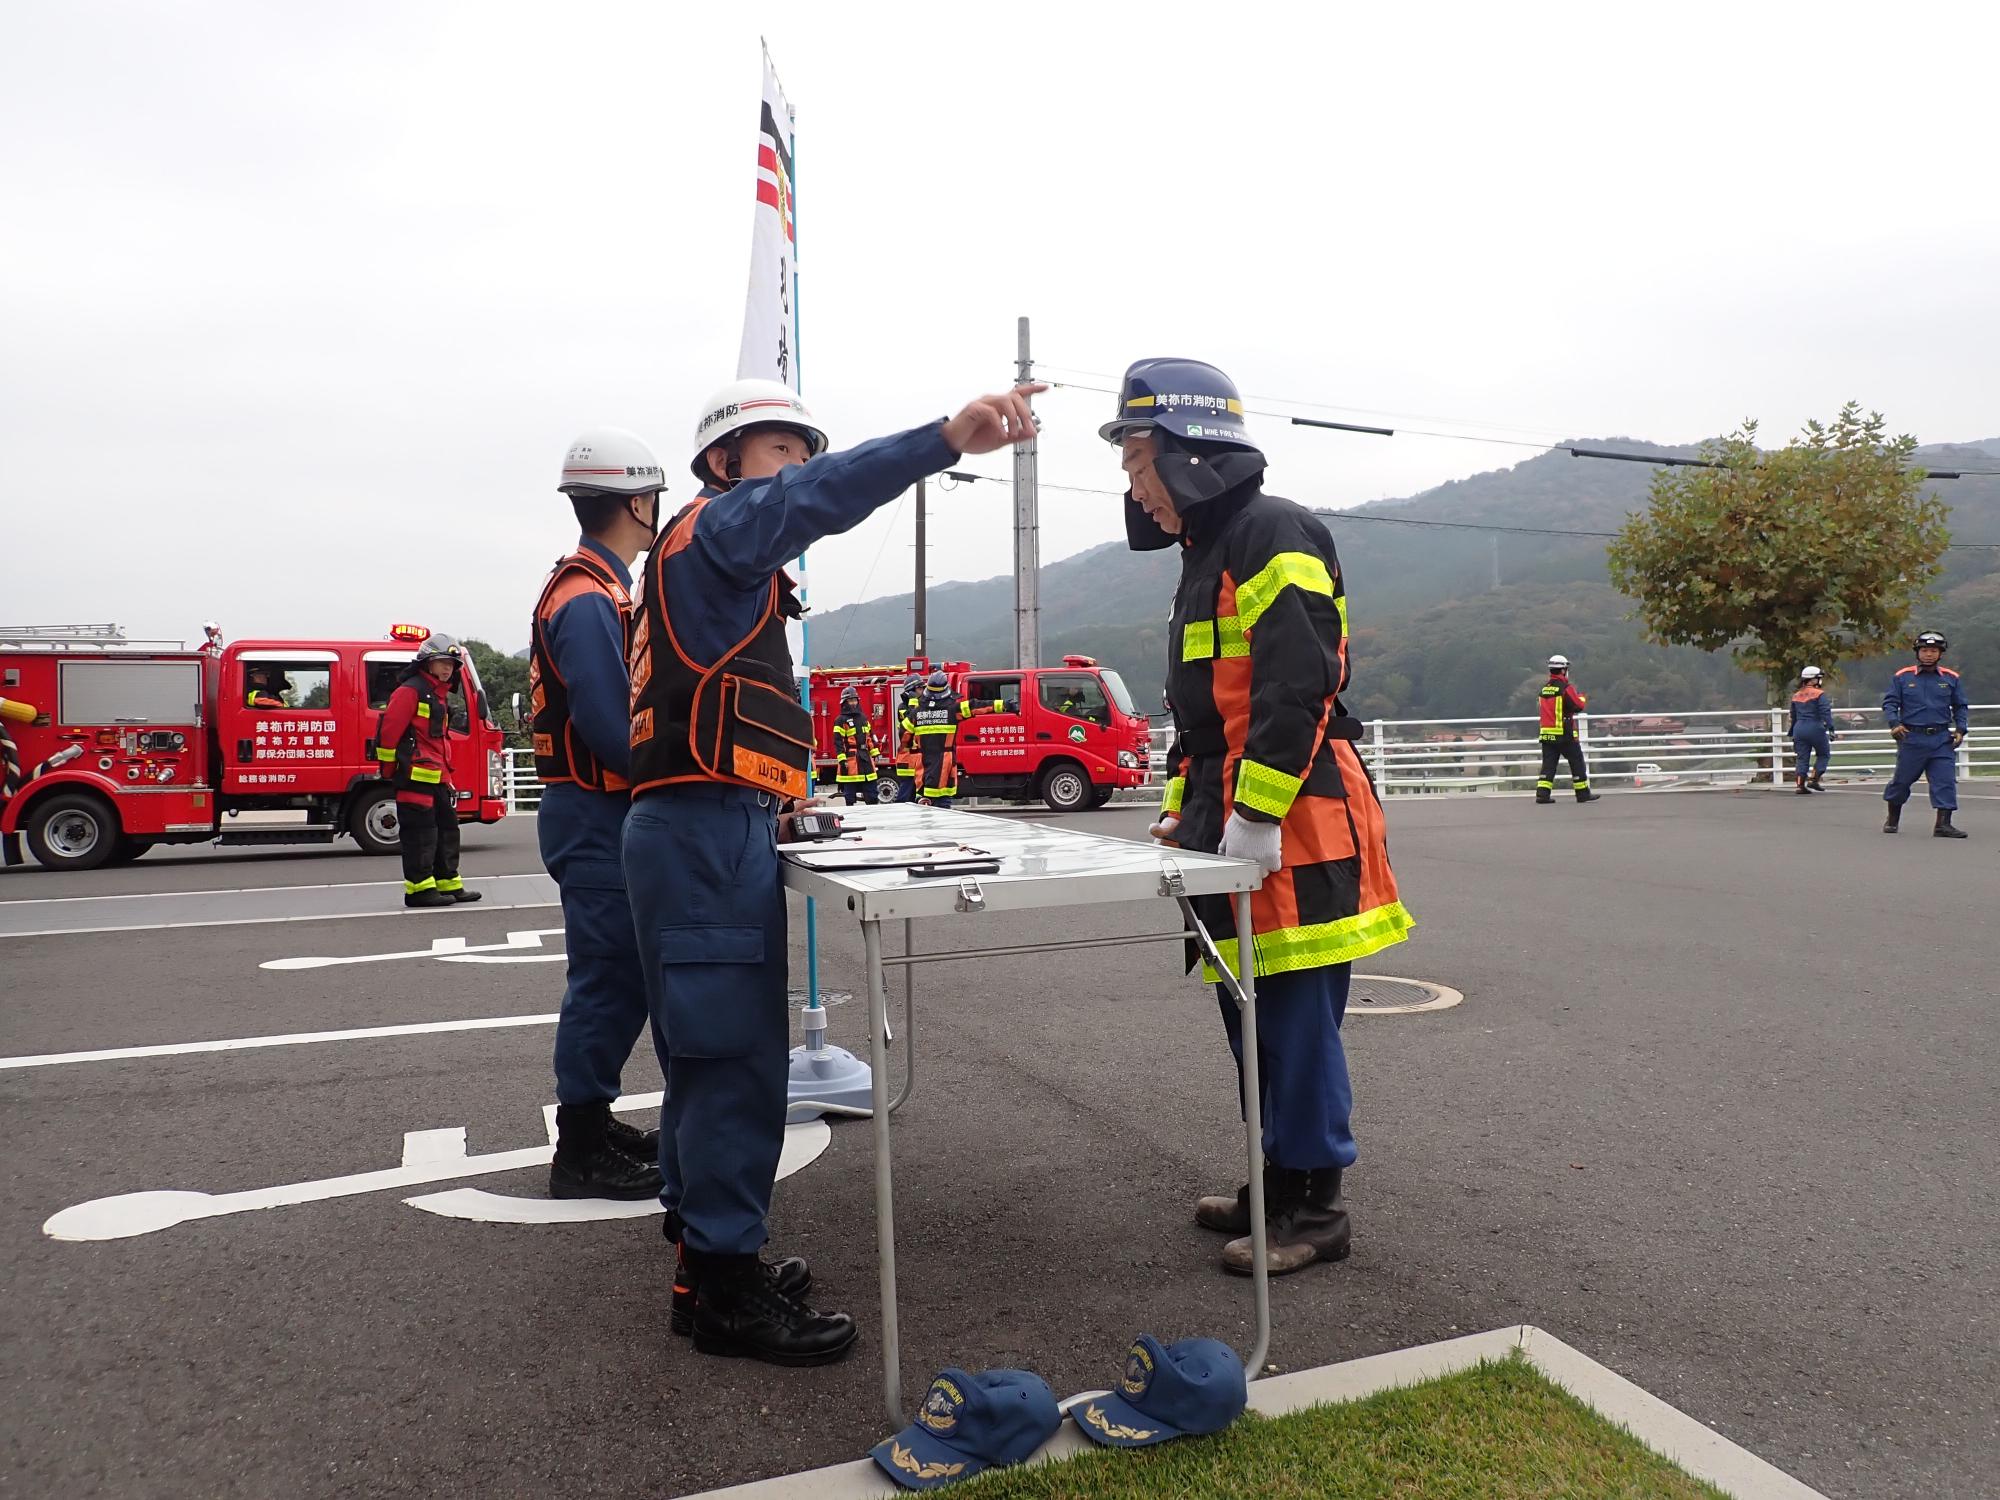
[1082,1403,1158,1442]
[889,1442,966,1479]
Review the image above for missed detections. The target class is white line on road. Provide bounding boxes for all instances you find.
[0,900,562,939]
[262,928,566,971]
[0,1011,559,1072]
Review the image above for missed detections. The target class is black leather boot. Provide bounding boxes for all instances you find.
[1222,1167,1352,1275]
[604,1112,660,1163]
[448,887,483,903]
[1795,776,1811,795]
[1935,810,1968,839]
[404,888,454,909]
[1575,788,1601,803]
[549,1103,662,1200]
[687,1250,856,1366]
[1535,788,1554,805]
[1884,803,1902,833]
[666,1218,812,1336]
[1808,773,1825,791]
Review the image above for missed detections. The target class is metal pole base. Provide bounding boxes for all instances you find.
[785,1041,875,1121]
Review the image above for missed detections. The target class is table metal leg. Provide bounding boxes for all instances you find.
[864,918,904,1425]
[891,918,916,1116]
[1234,888,1272,1378]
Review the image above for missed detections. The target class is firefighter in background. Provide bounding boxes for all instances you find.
[911,668,968,800]
[831,687,878,805]
[246,665,288,709]
[893,676,923,801]
[375,635,481,908]
[622,376,1041,1365]
[1536,656,1598,804]
[531,427,666,1200]
[1788,665,1835,794]
[1106,357,1414,1276]
[1882,630,1970,838]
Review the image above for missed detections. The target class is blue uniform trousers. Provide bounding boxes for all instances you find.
[1791,730,1830,780]
[540,782,650,1107]
[1214,962,1357,1171]
[624,784,791,1256]
[1884,729,1958,811]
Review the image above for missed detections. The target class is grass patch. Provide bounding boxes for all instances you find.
[952,1352,1731,1500]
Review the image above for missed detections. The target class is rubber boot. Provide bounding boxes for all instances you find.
[1883,803,1902,834]
[1808,773,1825,791]
[686,1249,857,1366]
[1934,810,1968,839]
[1535,789,1554,805]
[605,1113,660,1163]
[1223,1167,1351,1276]
[449,888,483,903]
[1796,775,1811,796]
[1574,788,1600,804]
[404,888,454,909]
[1195,1165,1282,1234]
[549,1103,662,1200]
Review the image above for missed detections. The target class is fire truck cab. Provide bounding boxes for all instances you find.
[0,626,508,871]
[808,654,1150,812]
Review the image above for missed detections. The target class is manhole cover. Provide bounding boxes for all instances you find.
[788,990,853,1011]
[1348,975,1463,1015]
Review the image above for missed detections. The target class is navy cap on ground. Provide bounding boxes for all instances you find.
[1072,1334,1248,1448]
[870,1367,1060,1490]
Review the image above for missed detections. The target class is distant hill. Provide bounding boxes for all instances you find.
[807,438,2000,718]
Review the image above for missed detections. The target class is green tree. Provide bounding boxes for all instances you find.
[1606,404,1948,700]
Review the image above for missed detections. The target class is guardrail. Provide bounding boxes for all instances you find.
[506,704,1996,812]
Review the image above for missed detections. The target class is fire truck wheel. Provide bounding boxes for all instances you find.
[872,774,901,805]
[106,835,156,864]
[349,786,402,856]
[1039,762,1092,814]
[26,792,120,872]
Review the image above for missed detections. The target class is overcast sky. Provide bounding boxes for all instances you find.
[5,3,1996,653]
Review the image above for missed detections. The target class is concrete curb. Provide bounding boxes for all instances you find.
[683,1324,1827,1500]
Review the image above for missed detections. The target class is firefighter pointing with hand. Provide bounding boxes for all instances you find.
[376,635,480,908]
[1536,655,1598,804]
[622,376,1043,1366]
[1108,357,1413,1277]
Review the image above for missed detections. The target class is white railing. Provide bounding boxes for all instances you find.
[506,704,1996,811]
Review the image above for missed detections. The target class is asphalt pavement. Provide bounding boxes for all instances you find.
[2,790,1994,1499]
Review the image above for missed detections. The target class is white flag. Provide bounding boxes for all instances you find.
[738,51,797,391]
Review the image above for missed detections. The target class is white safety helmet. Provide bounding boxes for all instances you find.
[559,427,667,497]
[1801,665,1823,681]
[689,379,829,482]
[1548,654,1570,671]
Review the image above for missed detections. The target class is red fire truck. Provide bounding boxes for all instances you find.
[807,654,1151,812]
[0,625,508,871]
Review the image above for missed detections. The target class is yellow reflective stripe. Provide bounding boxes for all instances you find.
[1160,776,1186,815]
[1181,621,1215,661]
[1337,596,1349,637]
[1204,900,1416,981]
[913,723,955,736]
[416,702,431,718]
[375,746,399,762]
[1235,758,1303,820]
[1124,395,1156,408]
[410,765,443,784]
[435,877,464,892]
[404,878,436,894]
[1234,552,1335,633]
[1217,616,1249,658]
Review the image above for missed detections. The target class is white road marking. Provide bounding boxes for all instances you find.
[0,873,559,938]
[0,1011,559,1072]
[262,928,566,971]
[42,1091,832,1240]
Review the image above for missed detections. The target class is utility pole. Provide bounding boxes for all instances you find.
[912,476,926,657]
[1490,533,1502,592]
[1012,315,1041,669]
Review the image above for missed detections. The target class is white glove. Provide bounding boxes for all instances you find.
[1148,814,1181,845]
[1220,813,1282,875]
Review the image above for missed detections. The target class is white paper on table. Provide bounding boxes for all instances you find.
[780,841,985,870]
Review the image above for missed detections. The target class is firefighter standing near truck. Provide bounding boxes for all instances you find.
[912,668,971,801]
[893,676,923,802]
[832,687,878,805]
[1882,630,1970,837]
[375,635,481,909]
[622,377,1042,1365]
[1536,656,1599,804]
[1105,357,1413,1276]
[531,427,667,1200]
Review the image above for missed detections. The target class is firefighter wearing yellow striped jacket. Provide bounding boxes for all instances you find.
[1105,357,1413,1277]
[909,670,968,800]
[832,688,879,805]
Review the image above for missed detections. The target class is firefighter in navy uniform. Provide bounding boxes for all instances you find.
[832,688,878,805]
[623,376,1042,1365]
[1788,665,1835,794]
[1104,358,1414,1276]
[1536,656,1598,804]
[1882,630,1970,837]
[375,635,480,909]
[893,677,923,802]
[530,427,667,1200]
